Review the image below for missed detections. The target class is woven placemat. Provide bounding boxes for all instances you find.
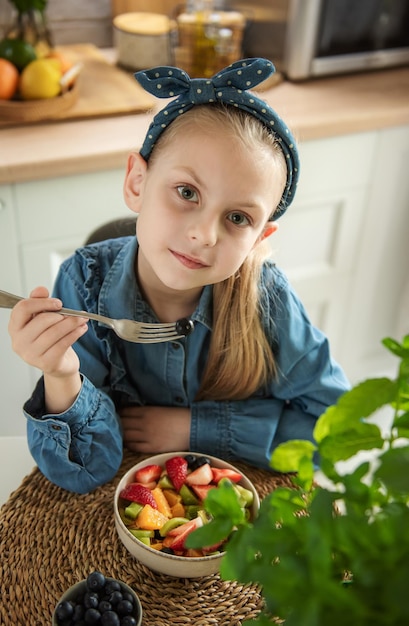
[0,450,294,625]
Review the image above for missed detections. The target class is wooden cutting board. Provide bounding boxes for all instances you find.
[0,44,155,128]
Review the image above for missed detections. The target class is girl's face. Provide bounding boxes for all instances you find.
[124,122,284,303]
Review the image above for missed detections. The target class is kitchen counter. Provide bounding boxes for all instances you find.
[1,64,409,185]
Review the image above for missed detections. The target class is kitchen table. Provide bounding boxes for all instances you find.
[0,449,293,625]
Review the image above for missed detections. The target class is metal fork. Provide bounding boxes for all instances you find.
[0,289,194,344]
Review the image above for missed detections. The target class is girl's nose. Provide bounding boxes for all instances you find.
[187,214,218,247]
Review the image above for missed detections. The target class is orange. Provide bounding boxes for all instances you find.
[0,58,19,100]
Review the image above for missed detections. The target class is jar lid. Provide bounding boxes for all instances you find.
[113,12,171,35]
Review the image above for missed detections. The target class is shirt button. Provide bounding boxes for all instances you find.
[174,396,184,404]
[172,342,180,350]
[51,424,62,431]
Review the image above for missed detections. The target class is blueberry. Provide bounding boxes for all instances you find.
[99,600,113,613]
[101,610,121,626]
[84,607,102,624]
[121,592,135,605]
[184,454,197,468]
[121,617,137,626]
[73,603,85,621]
[84,592,99,609]
[191,456,211,470]
[56,600,74,621]
[117,599,133,616]
[109,590,123,606]
[86,571,106,592]
[104,580,121,595]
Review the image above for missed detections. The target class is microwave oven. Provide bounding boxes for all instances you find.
[228,0,409,80]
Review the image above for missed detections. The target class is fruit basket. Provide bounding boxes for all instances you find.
[0,79,79,122]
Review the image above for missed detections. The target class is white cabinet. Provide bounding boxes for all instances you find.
[273,126,409,383]
[0,185,33,435]
[15,168,130,292]
[272,131,377,365]
[0,127,408,436]
[341,125,409,381]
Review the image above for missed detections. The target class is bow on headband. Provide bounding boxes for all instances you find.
[135,58,299,219]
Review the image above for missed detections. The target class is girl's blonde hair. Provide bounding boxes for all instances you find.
[149,104,287,400]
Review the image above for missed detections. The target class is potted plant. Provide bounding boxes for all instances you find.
[187,334,409,625]
[4,0,53,53]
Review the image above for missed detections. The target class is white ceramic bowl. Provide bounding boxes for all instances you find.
[114,452,260,578]
[52,574,142,625]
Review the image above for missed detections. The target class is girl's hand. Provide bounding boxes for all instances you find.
[119,405,191,453]
[8,285,88,379]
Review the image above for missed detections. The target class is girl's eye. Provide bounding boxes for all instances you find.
[227,212,250,226]
[177,185,198,202]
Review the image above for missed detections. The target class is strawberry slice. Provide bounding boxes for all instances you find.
[165,456,188,492]
[211,467,242,484]
[185,462,213,486]
[119,483,158,509]
[134,464,162,485]
[191,484,216,501]
[168,516,203,551]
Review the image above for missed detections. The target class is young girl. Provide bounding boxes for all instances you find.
[8,59,349,493]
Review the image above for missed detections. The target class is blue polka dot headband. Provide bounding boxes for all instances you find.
[135,58,299,219]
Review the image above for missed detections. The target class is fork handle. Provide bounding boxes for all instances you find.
[0,290,23,308]
[0,289,97,322]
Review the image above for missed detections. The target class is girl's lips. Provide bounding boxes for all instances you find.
[171,250,209,270]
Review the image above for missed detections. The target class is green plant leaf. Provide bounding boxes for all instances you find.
[8,0,47,12]
[319,421,384,463]
[204,481,245,524]
[314,378,398,443]
[374,446,409,495]
[185,516,233,549]
[382,336,409,359]
[270,439,316,473]
[393,410,409,428]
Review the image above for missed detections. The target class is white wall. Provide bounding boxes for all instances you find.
[0,0,114,48]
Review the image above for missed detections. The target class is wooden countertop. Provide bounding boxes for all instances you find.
[1,63,409,185]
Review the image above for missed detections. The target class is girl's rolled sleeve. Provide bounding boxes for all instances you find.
[24,374,123,494]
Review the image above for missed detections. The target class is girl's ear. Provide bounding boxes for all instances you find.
[259,222,279,242]
[123,152,148,214]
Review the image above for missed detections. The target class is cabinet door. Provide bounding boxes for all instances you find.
[15,168,131,292]
[271,131,376,368]
[0,185,33,436]
[341,125,409,381]
[272,188,367,361]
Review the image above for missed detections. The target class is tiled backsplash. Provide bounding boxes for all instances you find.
[0,0,114,48]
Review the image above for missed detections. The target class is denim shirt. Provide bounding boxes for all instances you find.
[24,237,350,493]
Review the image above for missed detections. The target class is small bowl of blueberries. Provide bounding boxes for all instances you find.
[52,570,142,626]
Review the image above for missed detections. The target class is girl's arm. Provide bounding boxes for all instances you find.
[25,374,123,494]
[20,253,125,494]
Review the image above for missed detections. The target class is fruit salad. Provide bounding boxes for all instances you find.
[117,454,254,558]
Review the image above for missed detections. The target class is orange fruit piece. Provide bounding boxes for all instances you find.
[0,58,19,100]
[151,487,172,518]
[163,489,182,507]
[171,502,186,518]
[136,504,168,530]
